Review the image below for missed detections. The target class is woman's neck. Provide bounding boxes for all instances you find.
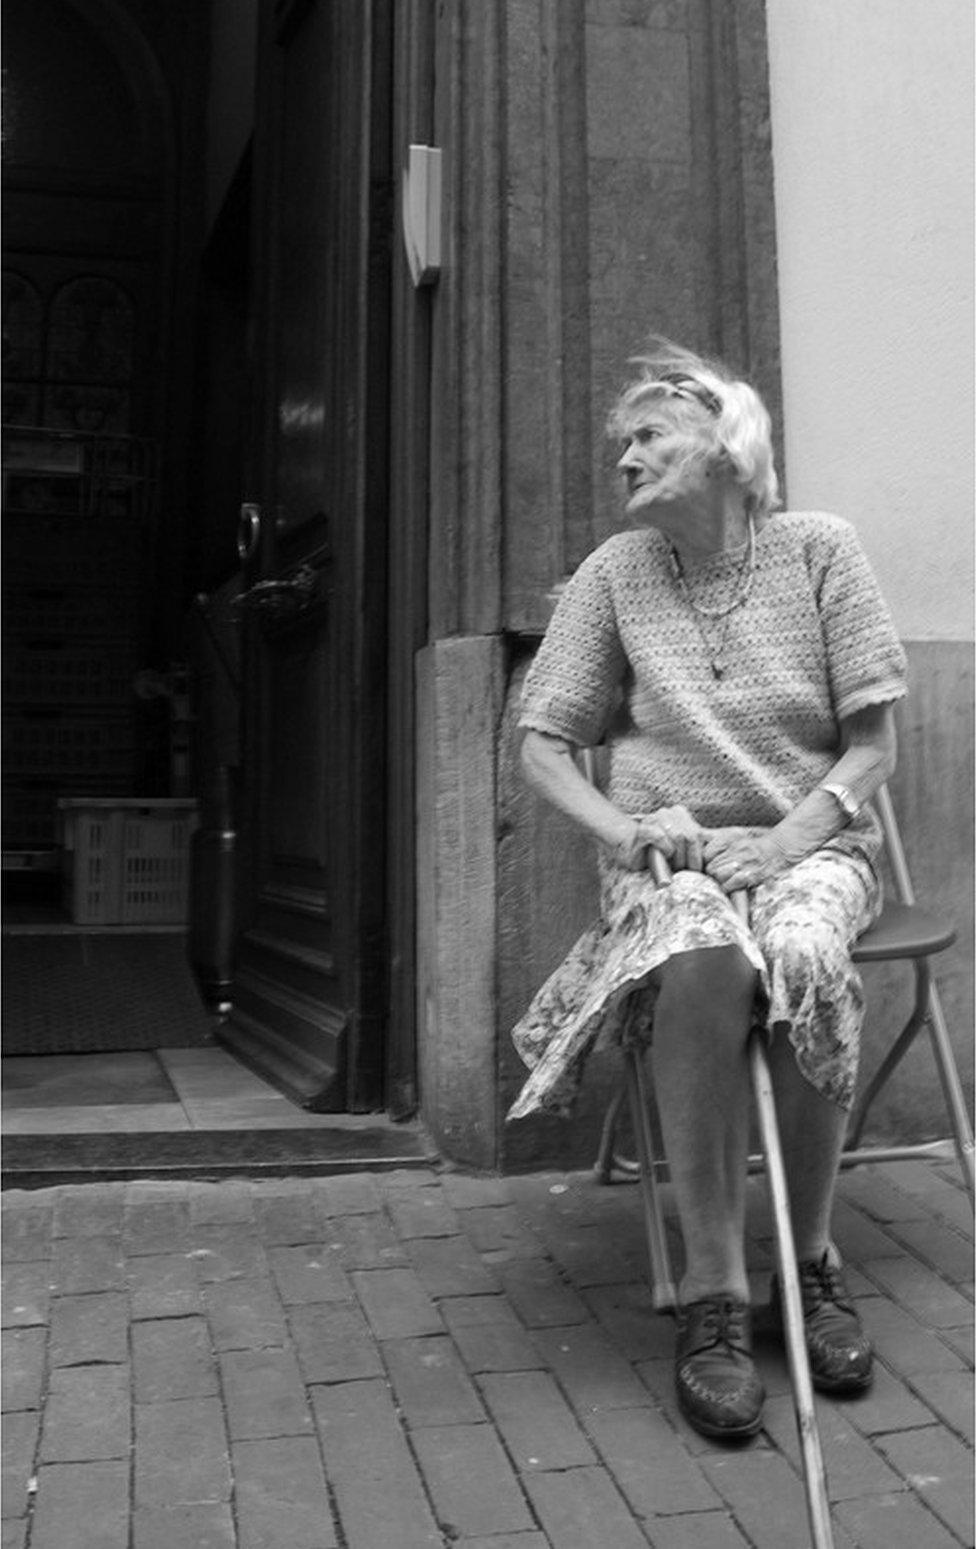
[656,486,753,562]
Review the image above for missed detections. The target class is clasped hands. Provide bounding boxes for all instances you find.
[612,805,790,893]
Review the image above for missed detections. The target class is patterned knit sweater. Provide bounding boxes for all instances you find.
[519,512,908,862]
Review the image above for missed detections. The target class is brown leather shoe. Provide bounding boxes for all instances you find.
[674,1297,764,1439]
[770,1252,873,1394]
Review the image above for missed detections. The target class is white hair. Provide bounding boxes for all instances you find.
[607,339,780,516]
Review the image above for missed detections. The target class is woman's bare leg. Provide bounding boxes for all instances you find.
[650,945,757,1304]
[766,1033,847,1262]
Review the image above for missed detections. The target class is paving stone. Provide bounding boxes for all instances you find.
[1,1202,54,1262]
[411,1424,534,1538]
[439,1172,514,1208]
[51,1236,126,1295]
[52,1185,125,1239]
[326,1210,408,1269]
[907,1369,975,1443]
[700,1449,815,1549]
[860,1255,974,1328]
[310,1173,382,1218]
[233,1436,336,1549]
[40,1364,130,1462]
[542,1222,643,1287]
[383,1185,461,1239]
[134,1397,232,1507]
[310,1378,441,1548]
[497,1258,590,1327]
[408,1234,499,1297]
[761,1392,904,1501]
[219,1349,314,1440]
[458,1204,546,1258]
[189,1224,268,1283]
[889,1219,975,1286]
[123,1197,192,1256]
[477,1371,596,1470]
[383,1335,485,1427]
[837,1167,931,1225]
[268,1244,352,1305]
[29,1460,128,1549]
[187,1182,254,1226]
[1,1262,51,1329]
[288,1301,384,1383]
[133,1316,218,1402]
[840,1360,939,1435]
[832,1489,962,1549]
[877,1424,976,1543]
[531,1323,652,1414]
[450,1317,545,1373]
[885,1162,975,1239]
[132,1503,237,1549]
[939,1321,975,1364]
[49,1291,128,1368]
[830,1200,905,1262]
[646,1514,753,1549]
[1,1327,46,1412]
[585,1405,723,1517]
[128,1253,203,1320]
[524,1464,650,1549]
[455,1536,548,1549]
[859,1296,968,1375]
[1,1410,39,1520]
[439,1293,523,1330]
[582,1280,678,1361]
[204,1276,288,1352]
[351,1267,442,1339]
[251,1191,322,1246]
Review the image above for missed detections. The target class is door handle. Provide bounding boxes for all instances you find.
[237,503,262,564]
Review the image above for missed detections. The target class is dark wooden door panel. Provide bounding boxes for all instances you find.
[222,0,391,1111]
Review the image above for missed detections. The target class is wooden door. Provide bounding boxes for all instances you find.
[222,0,392,1112]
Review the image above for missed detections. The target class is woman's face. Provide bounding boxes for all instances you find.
[616,403,714,521]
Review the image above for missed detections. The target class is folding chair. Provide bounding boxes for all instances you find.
[840,785,973,1202]
[589,777,972,1549]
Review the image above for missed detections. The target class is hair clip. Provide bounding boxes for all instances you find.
[659,374,722,418]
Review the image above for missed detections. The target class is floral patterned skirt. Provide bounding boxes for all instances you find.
[507,847,880,1122]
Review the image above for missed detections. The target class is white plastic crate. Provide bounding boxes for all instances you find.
[59,798,198,925]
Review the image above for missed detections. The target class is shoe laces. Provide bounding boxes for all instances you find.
[696,1297,748,1350]
[798,1254,853,1318]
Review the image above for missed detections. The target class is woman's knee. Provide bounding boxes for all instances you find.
[658,946,757,1037]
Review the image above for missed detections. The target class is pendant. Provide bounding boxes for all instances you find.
[712,662,724,680]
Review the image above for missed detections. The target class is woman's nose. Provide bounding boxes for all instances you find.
[617,439,639,469]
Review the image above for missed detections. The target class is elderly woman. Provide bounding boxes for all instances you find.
[508,340,906,1442]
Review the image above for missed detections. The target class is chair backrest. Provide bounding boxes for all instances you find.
[872,783,916,907]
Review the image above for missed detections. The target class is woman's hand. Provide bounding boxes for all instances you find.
[702,828,790,892]
[634,805,706,874]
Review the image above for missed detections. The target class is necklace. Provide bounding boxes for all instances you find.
[668,518,757,680]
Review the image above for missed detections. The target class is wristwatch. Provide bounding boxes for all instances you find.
[819,782,860,823]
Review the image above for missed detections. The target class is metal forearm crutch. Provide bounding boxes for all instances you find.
[733,877,834,1549]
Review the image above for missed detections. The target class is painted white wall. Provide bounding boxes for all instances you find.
[765,0,974,641]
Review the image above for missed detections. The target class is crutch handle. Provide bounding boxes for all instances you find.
[648,847,671,886]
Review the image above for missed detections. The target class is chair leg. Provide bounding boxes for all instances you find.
[750,1028,835,1549]
[593,1076,629,1184]
[625,1046,677,1313]
[926,980,976,1209]
[846,964,975,1210]
[846,962,929,1149]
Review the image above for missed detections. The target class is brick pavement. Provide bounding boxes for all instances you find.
[1,1159,972,1549]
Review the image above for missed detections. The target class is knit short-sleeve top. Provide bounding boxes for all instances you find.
[519,512,908,861]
